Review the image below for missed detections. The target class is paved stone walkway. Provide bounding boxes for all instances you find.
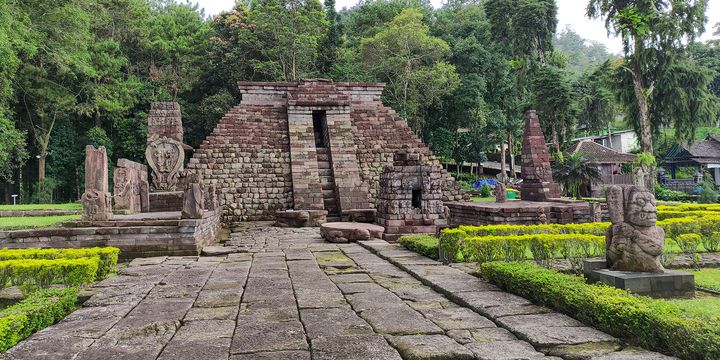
[5,227,675,359]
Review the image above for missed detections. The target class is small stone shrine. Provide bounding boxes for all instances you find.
[584,185,694,298]
[80,145,113,221]
[113,159,149,214]
[520,110,561,201]
[375,149,448,241]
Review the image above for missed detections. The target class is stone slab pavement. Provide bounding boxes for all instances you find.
[3,226,676,360]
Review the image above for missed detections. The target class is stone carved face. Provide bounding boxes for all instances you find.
[625,188,657,227]
[154,143,180,172]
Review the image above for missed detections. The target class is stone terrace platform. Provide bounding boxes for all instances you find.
[5,226,674,359]
[446,200,594,226]
[0,210,222,259]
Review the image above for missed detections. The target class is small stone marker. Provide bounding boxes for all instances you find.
[81,145,113,221]
[182,183,204,219]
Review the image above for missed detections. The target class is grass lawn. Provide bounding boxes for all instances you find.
[0,215,80,230]
[682,268,720,292]
[668,292,720,322]
[0,203,81,211]
[471,196,495,202]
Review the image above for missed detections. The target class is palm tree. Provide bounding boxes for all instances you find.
[552,152,601,199]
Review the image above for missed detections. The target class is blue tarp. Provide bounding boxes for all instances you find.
[473,179,497,189]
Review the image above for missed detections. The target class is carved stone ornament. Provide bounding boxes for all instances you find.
[81,145,113,221]
[146,135,184,191]
[605,185,665,273]
[182,183,204,219]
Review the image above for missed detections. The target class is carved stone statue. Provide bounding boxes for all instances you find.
[146,135,184,191]
[494,182,507,203]
[204,184,219,211]
[605,185,665,273]
[81,145,112,221]
[537,207,548,224]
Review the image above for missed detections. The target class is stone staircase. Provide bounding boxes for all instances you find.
[316,147,341,221]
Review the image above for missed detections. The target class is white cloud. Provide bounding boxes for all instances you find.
[193,0,720,54]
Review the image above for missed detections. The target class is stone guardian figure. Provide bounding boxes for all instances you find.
[605,185,665,273]
[494,182,507,203]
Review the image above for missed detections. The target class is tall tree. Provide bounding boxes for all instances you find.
[248,0,328,81]
[533,65,573,153]
[587,0,711,155]
[360,8,459,135]
[317,0,342,74]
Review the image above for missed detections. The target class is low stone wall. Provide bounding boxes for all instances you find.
[0,209,222,259]
[0,210,80,217]
[446,200,594,227]
[149,191,184,212]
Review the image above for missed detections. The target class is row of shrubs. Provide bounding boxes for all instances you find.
[0,247,119,293]
[0,247,119,279]
[0,288,78,352]
[481,262,720,360]
[398,235,439,260]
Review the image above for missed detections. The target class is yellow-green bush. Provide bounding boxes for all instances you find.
[657,210,720,221]
[0,258,98,292]
[464,234,604,271]
[0,247,119,279]
[481,262,720,359]
[658,204,720,212]
[398,235,438,260]
[459,222,610,237]
[438,228,467,261]
[0,288,78,352]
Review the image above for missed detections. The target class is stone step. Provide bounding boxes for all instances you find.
[317,161,331,169]
[316,147,328,154]
[319,169,333,177]
[322,189,336,198]
[321,182,335,191]
[316,153,330,161]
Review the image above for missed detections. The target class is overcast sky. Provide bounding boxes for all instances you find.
[194,0,720,54]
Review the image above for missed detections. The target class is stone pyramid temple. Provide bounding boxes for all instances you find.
[188,80,468,222]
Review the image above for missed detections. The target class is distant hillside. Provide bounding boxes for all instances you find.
[554,26,616,76]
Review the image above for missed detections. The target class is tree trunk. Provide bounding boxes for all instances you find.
[607,122,613,150]
[629,64,655,189]
[508,133,515,179]
[499,141,507,181]
[551,126,560,154]
[38,155,46,183]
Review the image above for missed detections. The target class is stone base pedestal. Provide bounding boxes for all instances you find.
[341,209,376,223]
[583,260,695,298]
[320,222,384,243]
[275,210,327,228]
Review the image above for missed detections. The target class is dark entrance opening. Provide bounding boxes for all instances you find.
[312,110,328,148]
[412,189,422,209]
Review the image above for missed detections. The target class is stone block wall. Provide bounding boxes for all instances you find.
[188,80,467,222]
[149,191,184,212]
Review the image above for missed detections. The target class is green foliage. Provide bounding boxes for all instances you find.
[438,228,466,261]
[553,26,613,77]
[705,232,720,253]
[552,152,601,199]
[0,247,120,279]
[85,127,113,159]
[698,178,719,204]
[0,215,80,230]
[481,262,720,359]
[674,233,702,268]
[655,184,695,202]
[686,268,720,292]
[0,117,28,183]
[30,178,58,205]
[398,235,438,259]
[0,258,98,293]
[360,8,459,134]
[0,287,78,352]
[479,184,492,197]
[0,203,80,211]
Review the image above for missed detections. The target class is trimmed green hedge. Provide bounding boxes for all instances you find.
[0,258,98,292]
[0,287,78,352]
[398,235,439,260]
[0,247,119,279]
[481,262,720,360]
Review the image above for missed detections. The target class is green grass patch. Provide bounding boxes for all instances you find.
[0,203,81,211]
[481,262,720,359]
[669,292,720,322]
[0,215,80,230]
[682,268,720,292]
[471,196,495,202]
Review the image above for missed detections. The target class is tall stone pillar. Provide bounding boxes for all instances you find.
[81,145,113,221]
[520,110,561,201]
[146,102,185,191]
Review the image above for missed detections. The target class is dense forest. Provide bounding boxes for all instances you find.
[0,0,719,203]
